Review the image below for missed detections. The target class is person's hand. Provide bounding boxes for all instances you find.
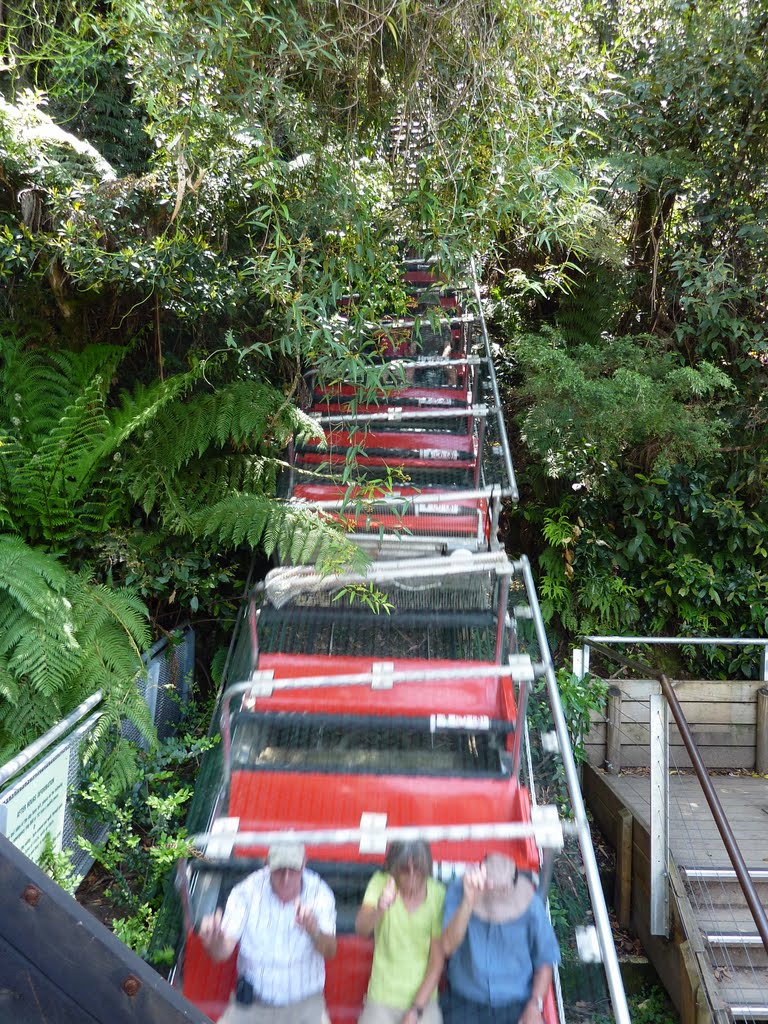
[378,875,397,912]
[198,909,234,960]
[519,998,544,1024]
[462,863,486,909]
[295,902,319,938]
[401,1008,421,1024]
[198,908,225,946]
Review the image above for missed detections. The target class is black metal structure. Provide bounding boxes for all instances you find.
[0,833,209,1024]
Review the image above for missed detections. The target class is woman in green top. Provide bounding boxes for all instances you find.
[355,840,445,1024]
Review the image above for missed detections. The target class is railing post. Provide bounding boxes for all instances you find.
[605,685,622,774]
[494,571,510,664]
[649,690,670,937]
[572,644,590,681]
[756,686,768,776]
[511,677,530,781]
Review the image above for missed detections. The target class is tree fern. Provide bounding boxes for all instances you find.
[0,338,368,779]
[0,536,155,774]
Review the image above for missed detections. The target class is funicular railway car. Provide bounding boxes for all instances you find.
[171,261,631,1024]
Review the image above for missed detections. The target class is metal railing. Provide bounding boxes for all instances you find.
[576,637,768,958]
[575,635,768,683]
[0,628,195,879]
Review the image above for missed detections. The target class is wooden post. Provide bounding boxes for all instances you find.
[757,686,768,775]
[605,685,622,774]
[678,941,697,1024]
[615,807,633,929]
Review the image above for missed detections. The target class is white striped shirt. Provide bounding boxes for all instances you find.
[221,868,336,1005]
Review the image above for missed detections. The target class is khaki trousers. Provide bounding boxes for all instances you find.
[358,1000,443,1024]
[218,991,329,1024]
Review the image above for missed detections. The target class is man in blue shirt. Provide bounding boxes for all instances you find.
[441,854,560,1024]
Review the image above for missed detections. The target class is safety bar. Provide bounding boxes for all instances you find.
[310,405,489,425]
[304,486,500,509]
[260,550,514,608]
[263,549,513,586]
[191,814,570,857]
[363,313,477,330]
[219,656,541,789]
[385,356,484,370]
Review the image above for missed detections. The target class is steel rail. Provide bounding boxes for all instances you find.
[0,690,103,788]
[658,672,768,956]
[469,257,519,502]
[518,558,632,1024]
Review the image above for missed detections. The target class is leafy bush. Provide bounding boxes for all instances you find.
[75,702,217,963]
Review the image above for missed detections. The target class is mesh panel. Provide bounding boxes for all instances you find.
[231,712,512,776]
[0,628,195,882]
[255,606,500,661]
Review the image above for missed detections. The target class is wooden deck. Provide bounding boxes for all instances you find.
[605,770,768,870]
[584,765,768,1024]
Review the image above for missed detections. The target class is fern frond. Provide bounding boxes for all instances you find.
[71,571,151,658]
[0,697,58,753]
[0,335,123,445]
[83,735,142,794]
[0,657,20,705]
[5,619,80,698]
[0,534,70,609]
[191,492,367,570]
[106,369,202,455]
[14,378,113,543]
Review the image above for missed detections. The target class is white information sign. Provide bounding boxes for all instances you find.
[0,745,70,862]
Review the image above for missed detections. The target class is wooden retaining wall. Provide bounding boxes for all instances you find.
[585,680,768,771]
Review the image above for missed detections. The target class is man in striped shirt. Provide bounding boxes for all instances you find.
[199,840,337,1023]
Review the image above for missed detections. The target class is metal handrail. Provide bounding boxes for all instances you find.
[0,690,103,789]
[519,560,632,1024]
[579,634,768,681]
[658,672,768,955]
[583,638,768,959]
[469,256,519,502]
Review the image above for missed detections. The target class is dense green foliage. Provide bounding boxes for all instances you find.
[1,0,767,768]
[496,0,768,671]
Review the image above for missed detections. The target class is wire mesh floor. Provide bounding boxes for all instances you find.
[231,711,513,776]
